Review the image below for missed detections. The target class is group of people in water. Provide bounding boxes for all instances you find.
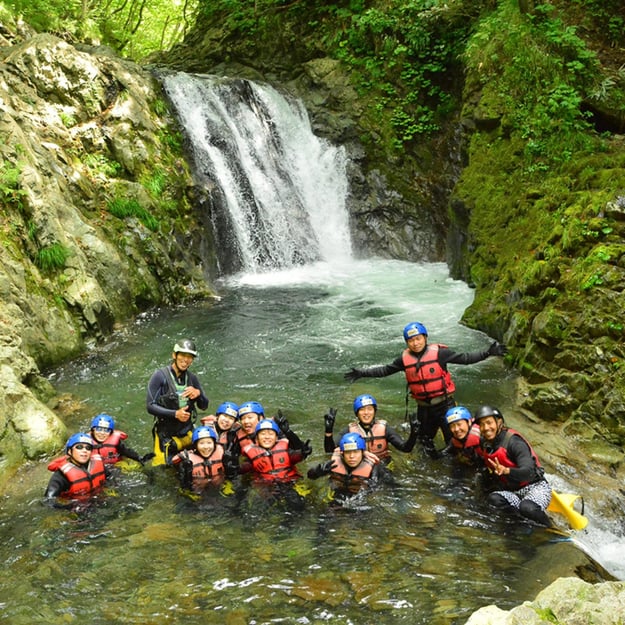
[44,322,553,526]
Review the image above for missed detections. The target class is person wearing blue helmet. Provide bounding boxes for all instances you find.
[238,417,312,511]
[200,401,242,478]
[308,432,392,503]
[440,406,481,467]
[146,338,209,466]
[240,418,311,483]
[343,321,507,456]
[323,394,419,465]
[45,432,107,504]
[171,426,226,493]
[89,413,152,466]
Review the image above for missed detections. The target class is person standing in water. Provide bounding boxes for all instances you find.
[147,339,209,466]
[344,322,507,455]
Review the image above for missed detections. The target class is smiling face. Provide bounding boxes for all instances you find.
[91,427,111,443]
[172,351,195,375]
[69,443,93,465]
[196,437,216,458]
[257,429,278,450]
[449,419,470,441]
[240,412,260,434]
[477,415,502,442]
[217,413,236,432]
[357,404,376,426]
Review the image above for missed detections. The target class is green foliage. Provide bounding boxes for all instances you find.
[83,154,123,177]
[107,197,159,231]
[35,242,71,272]
[0,159,27,209]
[464,1,599,174]
[7,0,199,60]
[198,0,475,151]
[143,168,167,198]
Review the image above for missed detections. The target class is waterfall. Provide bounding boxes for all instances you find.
[161,73,353,275]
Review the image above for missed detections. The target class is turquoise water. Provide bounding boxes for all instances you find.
[0,260,608,625]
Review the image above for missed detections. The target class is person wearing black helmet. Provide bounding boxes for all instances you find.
[473,405,552,527]
[147,339,209,466]
[343,321,507,456]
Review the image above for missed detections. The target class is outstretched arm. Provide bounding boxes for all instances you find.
[343,356,405,382]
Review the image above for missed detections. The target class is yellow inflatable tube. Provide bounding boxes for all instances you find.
[547,491,588,530]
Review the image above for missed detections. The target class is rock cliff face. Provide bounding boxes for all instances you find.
[0,29,216,475]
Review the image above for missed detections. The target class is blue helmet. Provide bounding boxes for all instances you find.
[445,406,472,425]
[238,401,264,419]
[353,394,377,414]
[255,419,280,434]
[216,401,239,420]
[90,413,115,431]
[339,432,366,452]
[66,432,93,453]
[403,322,428,341]
[192,426,218,444]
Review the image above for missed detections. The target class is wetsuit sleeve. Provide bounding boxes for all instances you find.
[507,435,543,484]
[44,471,70,500]
[324,426,348,453]
[355,355,405,378]
[439,347,490,367]
[376,462,396,485]
[118,441,142,462]
[384,423,418,453]
[146,368,176,420]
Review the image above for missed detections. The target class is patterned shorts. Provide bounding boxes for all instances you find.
[494,479,552,511]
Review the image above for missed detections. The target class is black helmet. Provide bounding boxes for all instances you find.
[473,405,504,422]
[173,339,198,356]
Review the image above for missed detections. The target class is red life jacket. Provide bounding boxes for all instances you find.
[402,344,456,401]
[450,423,481,463]
[348,420,389,460]
[92,430,127,465]
[242,438,300,482]
[47,454,106,497]
[217,423,240,446]
[329,448,376,494]
[171,446,225,490]
[477,428,542,487]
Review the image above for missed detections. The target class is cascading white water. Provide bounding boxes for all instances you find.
[161,73,353,274]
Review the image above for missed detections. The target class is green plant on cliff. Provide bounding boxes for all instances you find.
[35,242,71,272]
[107,197,159,231]
[0,160,27,209]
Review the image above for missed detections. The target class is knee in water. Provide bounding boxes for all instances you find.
[487,492,512,509]
[519,499,551,526]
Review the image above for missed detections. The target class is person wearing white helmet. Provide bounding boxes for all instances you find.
[343,321,507,456]
[146,338,209,466]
